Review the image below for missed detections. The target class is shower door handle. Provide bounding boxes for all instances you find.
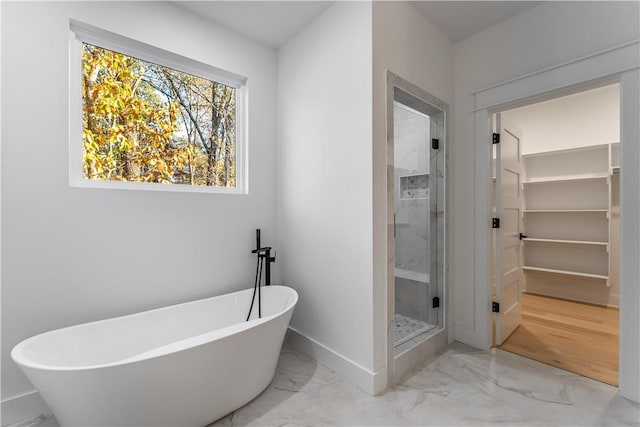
[394,213,396,238]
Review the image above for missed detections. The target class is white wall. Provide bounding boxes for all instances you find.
[277,1,375,384]
[1,1,277,419]
[277,0,453,393]
[372,0,454,376]
[452,0,639,346]
[503,84,620,155]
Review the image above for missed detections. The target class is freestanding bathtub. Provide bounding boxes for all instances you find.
[11,285,298,427]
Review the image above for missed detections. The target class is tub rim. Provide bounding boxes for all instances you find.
[11,285,298,372]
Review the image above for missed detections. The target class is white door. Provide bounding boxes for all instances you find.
[494,113,523,345]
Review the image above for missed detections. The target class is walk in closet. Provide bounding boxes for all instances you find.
[522,142,619,305]
[494,83,620,386]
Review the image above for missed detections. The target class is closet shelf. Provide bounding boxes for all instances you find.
[523,209,608,213]
[522,143,612,158]
[523,238,608,246]
[523,266,608,280]
[519,143,617,296]
[523,174,609,184]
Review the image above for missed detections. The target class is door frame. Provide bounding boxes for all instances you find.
[386,71,450,386]
[471,40,639,401]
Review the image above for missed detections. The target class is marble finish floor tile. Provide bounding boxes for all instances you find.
[8,343,639,427]
[5,414,58,427]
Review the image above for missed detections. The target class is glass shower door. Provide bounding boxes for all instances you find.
[393,94,443,348]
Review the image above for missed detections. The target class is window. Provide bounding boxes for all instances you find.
[69,20,247,193]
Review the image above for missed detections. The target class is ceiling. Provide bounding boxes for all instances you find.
[174,1,544,49]
[174,1,333,49]
[410,1,543,42]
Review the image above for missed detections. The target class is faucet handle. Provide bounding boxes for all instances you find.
[270,251,276,263]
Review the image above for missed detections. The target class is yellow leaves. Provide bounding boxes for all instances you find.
[83,129,94,145]
[81,42,237,187]
[154,160,167,173]
[118,137,132,151]
[168,102,178,123]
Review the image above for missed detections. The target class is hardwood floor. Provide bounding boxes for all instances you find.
[498,292,619,386]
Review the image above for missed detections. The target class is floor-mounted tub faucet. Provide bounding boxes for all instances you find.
[247,229,276,320]
[251,229,276,286]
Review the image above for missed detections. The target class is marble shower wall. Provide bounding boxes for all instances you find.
[393,102,430,275]
[395,275,430,322]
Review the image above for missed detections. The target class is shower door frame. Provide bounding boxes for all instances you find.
[386,71,449,385]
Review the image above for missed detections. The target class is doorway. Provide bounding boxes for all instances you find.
[491,84,620,385]
[386,72,448,383]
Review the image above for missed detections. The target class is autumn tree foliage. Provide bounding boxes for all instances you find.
[82,43,236,187]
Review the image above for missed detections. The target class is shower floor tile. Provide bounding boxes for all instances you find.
[394,313,436,346]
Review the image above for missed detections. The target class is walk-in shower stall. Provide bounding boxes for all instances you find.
[387,72,447,381]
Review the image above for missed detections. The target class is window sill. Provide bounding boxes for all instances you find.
[70,177,246,195]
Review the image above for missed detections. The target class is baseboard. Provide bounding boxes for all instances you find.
[285,327,387,395]
[1,390,50,426]
[523,290,620,308]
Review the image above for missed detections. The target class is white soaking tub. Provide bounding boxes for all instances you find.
[11,285,298,427]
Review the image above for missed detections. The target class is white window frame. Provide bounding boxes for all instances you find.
[69,19,248,194]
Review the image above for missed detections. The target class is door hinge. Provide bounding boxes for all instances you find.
[492,301,500,313]
[432,296,440,309]
[492,133,500,144]
[492,218,500,229]
[432,138,440,150]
